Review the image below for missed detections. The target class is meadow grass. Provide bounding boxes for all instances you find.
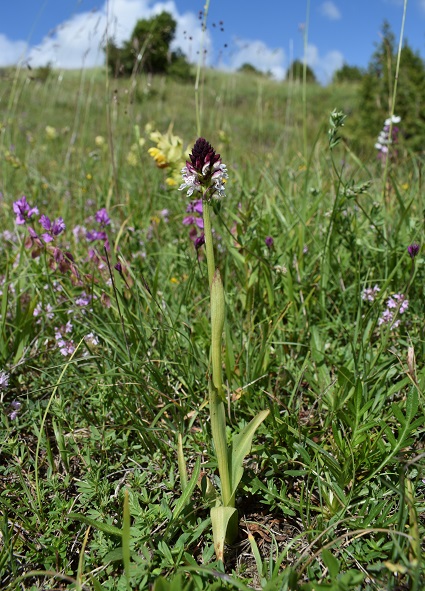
[0,62,424,591]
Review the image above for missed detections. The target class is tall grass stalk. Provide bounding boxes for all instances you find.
[382,0,408,201]
[104,0,120,204]
[302,0,311,161]
[194,0,211,136]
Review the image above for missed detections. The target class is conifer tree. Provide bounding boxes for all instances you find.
[357,21,425,151]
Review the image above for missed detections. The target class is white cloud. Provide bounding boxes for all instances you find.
[319,1,342,20]
[0,34,27,66]
[225,38,287,80]
[27,10,106,68]
[305,44,344,83]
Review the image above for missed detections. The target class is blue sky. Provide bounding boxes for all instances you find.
[0,0,424,83]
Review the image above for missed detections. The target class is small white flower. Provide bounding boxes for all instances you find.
[33,302,43,317]
[0,370,10,390]
[179,168,201,197]
[85,332,99,347]
[385,115,401,125]
[45,303,54,320]
[362,285,380,302]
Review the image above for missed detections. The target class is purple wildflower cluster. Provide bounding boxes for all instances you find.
[27,216,69,274]
[75,291,92,307]
[33,301,54,321]
[265,236,274,249]
[183,199,205,249]
[0,370,21,421]
[361,285,380,302]
[11,195,109,356]
[31,285,95,356]
[37,215,66,243]
[12,196,79,278]
[375,115,400,161]
[55,322,76,356]
[378,293,408,328]
[13,196,38,224]
[12,195,114,278]
[408,243,420,259]
[160,209,169,223]
[86,207,111,251]
[9,400,21,421]
[14,197,65,243]
[83,207,115,281]
[362,284,409,330]
[0,370,10,391]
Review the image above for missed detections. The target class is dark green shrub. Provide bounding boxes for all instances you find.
[286,59,317,83]
[333,63,365,83]
[105,11,191,80]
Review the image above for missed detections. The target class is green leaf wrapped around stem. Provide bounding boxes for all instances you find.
[211,269,225,397]
[202,200,216,288]
[211,506,238,560]
[208,378,232,508]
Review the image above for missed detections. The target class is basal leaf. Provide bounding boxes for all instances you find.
[210,506,238,561]
[172,457,200,522]
[228,409,269,502]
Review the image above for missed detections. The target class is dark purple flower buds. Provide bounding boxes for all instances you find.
[407,243,420,259]
[179,138,228,199]
[265,236,274,249]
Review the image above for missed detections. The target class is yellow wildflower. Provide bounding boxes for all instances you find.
[148,147,168,168]
[149,130,162,144]
[126,151,138,167]
[218,129,230,143]
[45,126,58,140]
[147,124,190,188]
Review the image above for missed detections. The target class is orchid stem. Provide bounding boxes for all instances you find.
[203,198,232,508]
[203,200,215,288]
